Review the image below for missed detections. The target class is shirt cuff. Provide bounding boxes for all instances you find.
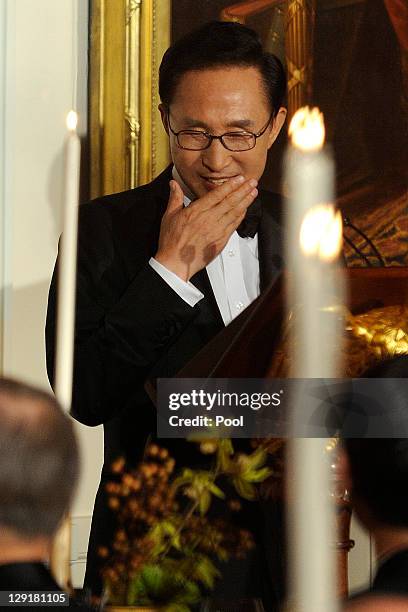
[149,258,204,307]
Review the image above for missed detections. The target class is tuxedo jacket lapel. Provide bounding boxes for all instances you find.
[191,267,224,327]
[257,191,284,292]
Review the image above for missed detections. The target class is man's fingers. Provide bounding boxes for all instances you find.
[194,174,247,211]
[215,179,258,217]
[223,211,246,238]
[166,180,184,214]
[217,186,258,225]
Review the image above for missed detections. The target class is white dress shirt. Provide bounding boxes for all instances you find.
[149,169,260,326]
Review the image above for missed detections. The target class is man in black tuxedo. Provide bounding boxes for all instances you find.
[0,378,91,609]
[46,21,287,607]
[342,357,408,611]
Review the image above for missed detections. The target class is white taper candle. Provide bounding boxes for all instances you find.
[51,111,80,591]
[285,107,342,612]
[54,110,80,412]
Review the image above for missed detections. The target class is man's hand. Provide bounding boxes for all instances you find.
[155,176,258,281]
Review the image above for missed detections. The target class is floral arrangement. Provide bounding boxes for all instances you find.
[99,439,272,611]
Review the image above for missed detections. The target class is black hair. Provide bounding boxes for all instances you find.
[344,356,408,528]
[159,21,286,115]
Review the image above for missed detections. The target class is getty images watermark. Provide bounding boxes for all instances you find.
[156,378,408,438]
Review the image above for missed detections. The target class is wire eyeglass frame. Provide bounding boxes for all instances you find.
[166,111,275,152]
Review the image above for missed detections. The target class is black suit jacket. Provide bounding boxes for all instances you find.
[46,165,283,465]
[0,562,92,610]
[45,165,284,604]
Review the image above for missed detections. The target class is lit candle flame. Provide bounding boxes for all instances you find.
[299,204,343,262]
[66,110,78,132]
[289,106,325,151]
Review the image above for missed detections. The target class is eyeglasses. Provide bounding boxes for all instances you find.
[167,112,274,152]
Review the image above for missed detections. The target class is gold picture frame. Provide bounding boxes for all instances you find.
[89,0,171,199]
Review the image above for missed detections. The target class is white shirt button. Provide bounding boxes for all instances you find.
[228,249,235,257]
[236,301,244,311]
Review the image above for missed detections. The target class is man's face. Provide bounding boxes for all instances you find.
[160,66,286,198]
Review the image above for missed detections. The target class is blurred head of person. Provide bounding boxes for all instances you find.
[0,378,79,563]
[342,356,408,532]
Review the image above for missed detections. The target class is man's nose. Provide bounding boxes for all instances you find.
[201,138,232,172]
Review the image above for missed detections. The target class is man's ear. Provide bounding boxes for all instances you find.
[267,106,287,149]
[159,104,169,134]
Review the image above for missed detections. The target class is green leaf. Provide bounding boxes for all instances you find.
[199,490,211,515]
[134,563,201,607]
[162,521,177,536]
[175,579,201,604]
[243,466,272,483]
[191,555,221,589]
[237,448,267,475]
[148,525,167,556]
[248,447,267,469]
[141,565,165,596]
[208,482,225,499]
[232,476,257,500]
[220,438,234,455]
[217,439,234,471]
[127,572,149,606]
[172,468,195,490]
[171,533,182,551]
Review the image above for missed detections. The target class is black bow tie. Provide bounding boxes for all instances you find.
[237,197,262,238]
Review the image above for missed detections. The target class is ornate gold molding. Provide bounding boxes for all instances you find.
[141,0,171,184]
[90,0,170,199]
[125,0,141,188]
[285,0,316,122]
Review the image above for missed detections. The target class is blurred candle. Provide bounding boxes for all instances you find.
[285,107,342,612]
[51,111,80,591]
[286,106,342,378]
[55,110,80,411]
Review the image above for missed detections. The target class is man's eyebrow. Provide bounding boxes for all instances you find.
[226,119,256,129]
[182,118,256,130]
[182,118,208,129]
